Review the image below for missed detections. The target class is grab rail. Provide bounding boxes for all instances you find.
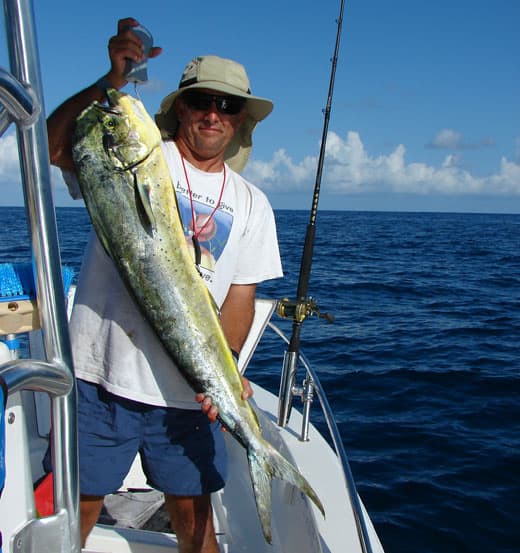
[0,0,80,551]
[0,360,72,397]
[269,321,375,553]
[0,65,39,135]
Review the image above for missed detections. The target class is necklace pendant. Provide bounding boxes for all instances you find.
[192,235,202,272]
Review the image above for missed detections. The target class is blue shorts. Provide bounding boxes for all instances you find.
[75,379,227,496]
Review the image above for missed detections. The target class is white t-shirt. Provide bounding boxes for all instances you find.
[68,141,283,408]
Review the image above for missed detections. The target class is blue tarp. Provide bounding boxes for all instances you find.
[0,262,74,302]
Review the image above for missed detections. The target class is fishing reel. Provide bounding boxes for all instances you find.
[276,297,333,435]
[276,297,334,324]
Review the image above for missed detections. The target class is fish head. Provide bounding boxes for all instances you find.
[73,89,162,172]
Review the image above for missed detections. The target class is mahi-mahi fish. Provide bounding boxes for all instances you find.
[72,89,324,543]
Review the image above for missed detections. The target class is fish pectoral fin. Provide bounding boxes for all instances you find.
[133,172,157,235]
[248,440,325,543]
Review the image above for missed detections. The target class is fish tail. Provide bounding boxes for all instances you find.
[247,440,325,543]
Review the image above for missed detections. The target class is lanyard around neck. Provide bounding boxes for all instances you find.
[181,155,227,269]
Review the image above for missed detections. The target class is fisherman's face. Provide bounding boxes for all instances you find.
[175,89,247,168]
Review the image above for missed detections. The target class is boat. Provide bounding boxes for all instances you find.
[0,1,385,551]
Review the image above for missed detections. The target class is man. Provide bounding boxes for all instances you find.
[47,17,282,552]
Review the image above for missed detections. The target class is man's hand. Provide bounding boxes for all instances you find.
[195,376,254,423]
[106,18,162,89]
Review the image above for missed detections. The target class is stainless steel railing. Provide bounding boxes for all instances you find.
[0,0,80,551]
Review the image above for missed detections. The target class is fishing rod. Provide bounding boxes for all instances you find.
[277,0,345,428]
[275,6,377,553]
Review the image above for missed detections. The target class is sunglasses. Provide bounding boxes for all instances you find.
[182,90,246,115]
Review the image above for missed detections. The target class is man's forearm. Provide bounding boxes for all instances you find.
[47,72,126,170]
[219,283,256,354]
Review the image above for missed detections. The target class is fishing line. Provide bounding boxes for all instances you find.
[132,82,142,101]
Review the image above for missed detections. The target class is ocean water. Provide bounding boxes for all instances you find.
[1,206,519,553]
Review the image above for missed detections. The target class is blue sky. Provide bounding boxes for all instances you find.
[1,0,518,212]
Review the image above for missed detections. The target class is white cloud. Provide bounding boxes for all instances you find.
[246,131,520,197]
[442,154,461,168]
[0,131,71,199]
[246,149,318,191]
[488,157,520,195]
[2,128,519,206]
[427,128,495,150]
[429,129,463,149]
[0,133,21,182]
[50,165,68,190]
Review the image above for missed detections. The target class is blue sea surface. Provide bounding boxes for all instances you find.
[1,206,519,553]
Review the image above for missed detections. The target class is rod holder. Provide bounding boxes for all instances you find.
[277,350,298,427]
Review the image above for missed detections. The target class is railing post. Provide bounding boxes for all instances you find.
[1,0,80,551]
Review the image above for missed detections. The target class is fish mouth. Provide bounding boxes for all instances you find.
[95,101,122,116]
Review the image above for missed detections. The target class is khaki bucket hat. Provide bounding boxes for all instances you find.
[155,55,273,172]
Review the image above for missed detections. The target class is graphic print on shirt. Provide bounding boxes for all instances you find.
[175,188,233,276]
